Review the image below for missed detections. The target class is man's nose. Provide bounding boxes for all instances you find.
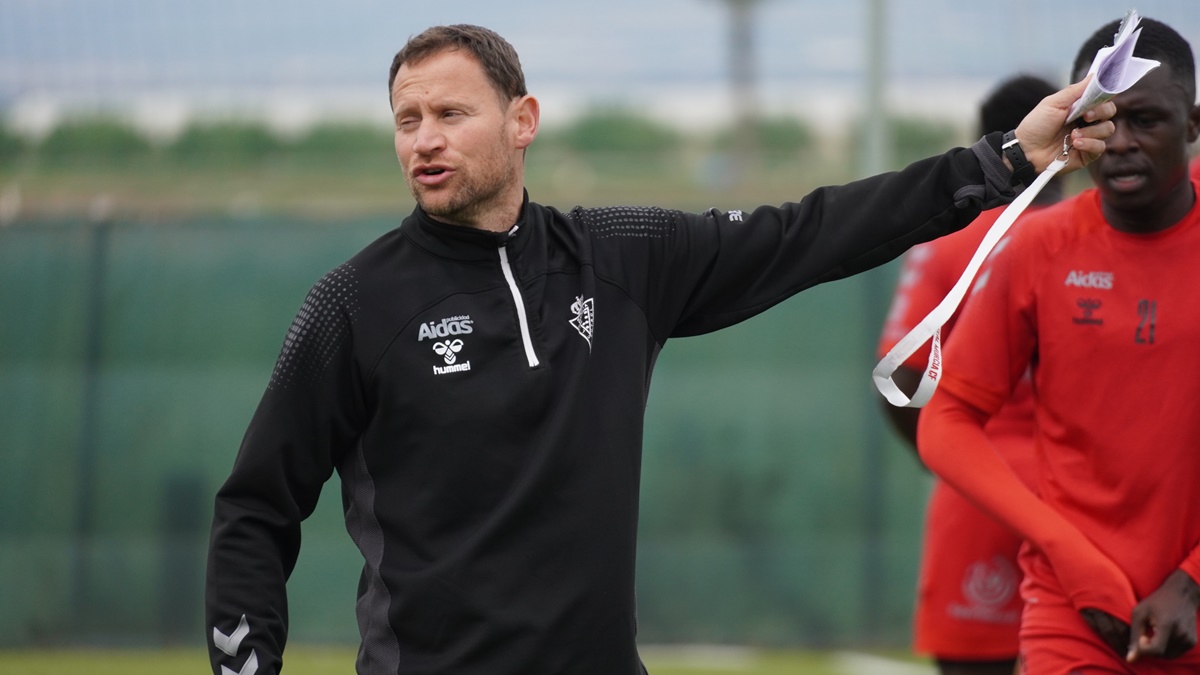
[1105,119,1138,153]
[412,120,445,154]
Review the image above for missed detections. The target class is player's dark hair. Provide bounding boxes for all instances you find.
[978,74,1058,137]
[1072,17,1196,104]
[388,24,527,108]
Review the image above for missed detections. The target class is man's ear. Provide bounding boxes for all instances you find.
[1187,103,1200,144]
[512,95,540,150]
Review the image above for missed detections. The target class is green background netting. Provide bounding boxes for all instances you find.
[0,216,929,648]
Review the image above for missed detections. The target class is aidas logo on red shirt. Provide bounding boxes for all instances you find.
[1063,270,1113,289]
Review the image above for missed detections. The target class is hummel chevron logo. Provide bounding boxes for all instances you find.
[213,614,249,656]
[221,650,259,675]
[214,614,258,675]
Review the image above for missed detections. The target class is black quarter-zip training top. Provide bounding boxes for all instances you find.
[207,136,1014,675]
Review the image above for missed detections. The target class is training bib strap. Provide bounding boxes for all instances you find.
[873,153,1069,408]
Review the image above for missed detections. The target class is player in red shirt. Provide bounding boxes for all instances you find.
[919,17,1200,673]
[878,74,1061,675]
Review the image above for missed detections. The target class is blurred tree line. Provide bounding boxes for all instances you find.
[0,109,961,171]
[0,108,964,218]
[0,117,395,168]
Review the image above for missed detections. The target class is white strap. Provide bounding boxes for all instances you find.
[872,154,1068,407]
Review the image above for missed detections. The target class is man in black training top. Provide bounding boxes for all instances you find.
[206,23,1115,675]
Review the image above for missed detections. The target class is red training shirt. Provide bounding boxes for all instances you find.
[922,179,1200,618]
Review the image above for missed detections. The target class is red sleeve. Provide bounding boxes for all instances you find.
[917,225,1138,617]
[918,389,1136,617]
[1181,548,1200,588]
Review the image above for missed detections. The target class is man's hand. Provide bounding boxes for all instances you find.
[1014,75,1116,174]
[1081,607,1132,657]
[1127,569,1200,662]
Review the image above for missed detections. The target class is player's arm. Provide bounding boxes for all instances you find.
[920,390,1137,646]
[918,387,1128,605]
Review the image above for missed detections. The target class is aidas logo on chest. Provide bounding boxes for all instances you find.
[418,315,474,340]
[1064,270,1114,289]
[419,315,474,376]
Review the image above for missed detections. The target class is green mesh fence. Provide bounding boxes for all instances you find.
[0,216,929,649]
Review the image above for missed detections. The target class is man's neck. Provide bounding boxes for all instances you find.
[427,185,526,233]
[473,203,522,233]
[1105,179,1196,234]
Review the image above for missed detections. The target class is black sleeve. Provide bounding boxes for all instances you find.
[658,136,1013,337]
[205,264,365,675]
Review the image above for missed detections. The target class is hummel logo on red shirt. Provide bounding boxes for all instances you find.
[1073,298,1103,325]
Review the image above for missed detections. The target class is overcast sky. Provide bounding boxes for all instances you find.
[1,0,1197,134]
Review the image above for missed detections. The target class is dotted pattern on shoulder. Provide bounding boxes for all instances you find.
[268,263,360,391]
[576,206,678,240]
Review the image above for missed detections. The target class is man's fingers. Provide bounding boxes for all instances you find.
[1072,138,1107,165]
[1073,120,1115,142]
[1127,610,1143,662]
[1065,121,1115,167]
[1128,631,1163,662]
[1075,116,1118,139]
[1045,74,1092,110]
[1126,627,1147,662]
[1081,100,1117,124]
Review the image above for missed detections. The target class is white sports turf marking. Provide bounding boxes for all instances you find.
[639,644,758,670]
[832,651,935,675]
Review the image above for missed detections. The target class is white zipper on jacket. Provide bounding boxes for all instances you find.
[498,245,539,367]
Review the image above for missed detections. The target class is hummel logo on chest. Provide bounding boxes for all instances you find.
[1072,298,1103,325]
[421,315,474,375]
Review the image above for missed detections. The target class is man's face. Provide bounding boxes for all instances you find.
[1084,64,1200,217]
[391,49,524,228]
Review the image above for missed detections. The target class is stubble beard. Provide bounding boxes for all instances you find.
[408,146,519,229]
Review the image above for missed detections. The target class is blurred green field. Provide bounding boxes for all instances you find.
[0,646,932,674]
[0,110,977,221]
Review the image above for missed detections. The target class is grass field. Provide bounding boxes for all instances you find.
[0,645,933,674]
